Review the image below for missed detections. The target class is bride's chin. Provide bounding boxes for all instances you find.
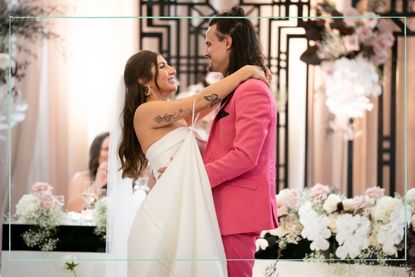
[169,88,178,95]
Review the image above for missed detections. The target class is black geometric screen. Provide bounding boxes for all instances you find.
[139,0,311,192]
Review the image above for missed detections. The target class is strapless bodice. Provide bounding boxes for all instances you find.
[145,127,190,180]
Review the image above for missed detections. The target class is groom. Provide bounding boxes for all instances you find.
[203,6,278,277]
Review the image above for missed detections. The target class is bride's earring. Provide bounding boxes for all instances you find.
[145,86,151,96]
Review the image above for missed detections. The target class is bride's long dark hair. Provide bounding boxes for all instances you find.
[118,50,160,179]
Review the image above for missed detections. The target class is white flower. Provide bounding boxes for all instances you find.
[365,186,385,200]
[322,56,381,137]
[94,197,107,238]
[62,255,79,273]
[255,238,269,251]
[299,201,331,251]
[375,201,406,256]
[62,254,78,264]
[15,194,41,222]
[327,214,339,233]
[342,199,355,212]
[371,196,401,223]
[323,194,341,214]
[406,188,415,212]
[342,195,374,214]
[277,188,301,217]
[335,214,370,259]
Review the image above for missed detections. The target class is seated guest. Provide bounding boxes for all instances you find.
[67,132,109,212]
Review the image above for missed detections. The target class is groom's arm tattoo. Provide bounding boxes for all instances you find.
[153,108,184,123]
[203,94,220,107]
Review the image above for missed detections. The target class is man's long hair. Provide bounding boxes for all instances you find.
[209,6,266,75]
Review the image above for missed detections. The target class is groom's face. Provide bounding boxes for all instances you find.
[204,24,230,74]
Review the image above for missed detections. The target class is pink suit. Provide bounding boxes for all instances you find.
[204,79,278,277]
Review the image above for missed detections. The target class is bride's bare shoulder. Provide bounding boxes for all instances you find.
[135,101,163,115]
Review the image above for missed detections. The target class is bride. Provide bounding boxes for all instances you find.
[111,50,268,277]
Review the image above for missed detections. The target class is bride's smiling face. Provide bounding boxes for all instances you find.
[148,55,177,99]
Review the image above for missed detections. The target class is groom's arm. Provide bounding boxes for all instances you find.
[204,79,273,188]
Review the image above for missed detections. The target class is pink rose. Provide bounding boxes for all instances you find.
[310,183,331,202]
[38,193,57,209]
[342,199,355,212]
[372,45,389,65]
[365,186,385,200]
[351,195,373,214]
[377,19,393,33]
[378,32,395,48]
[277,189,299,209]
[32,182,53,196]
[356,26,376,45]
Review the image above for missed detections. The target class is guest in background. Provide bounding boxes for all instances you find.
[67,132,109,212]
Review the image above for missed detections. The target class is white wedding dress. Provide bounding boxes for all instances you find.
[127,126,227,277]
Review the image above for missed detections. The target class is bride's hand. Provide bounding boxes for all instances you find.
[242,65,270,87]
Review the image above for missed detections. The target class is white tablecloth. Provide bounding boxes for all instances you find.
[1,252,409,277]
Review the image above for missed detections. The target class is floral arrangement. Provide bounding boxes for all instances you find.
[300,0,394,139]
[93,197,107,239]
[256,184,413,268]
[15,182,64,251]
[0,0,62,138]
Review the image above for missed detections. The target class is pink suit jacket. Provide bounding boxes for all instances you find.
[203,79,278,236]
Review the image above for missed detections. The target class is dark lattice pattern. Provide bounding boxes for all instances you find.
[139,0,414,196]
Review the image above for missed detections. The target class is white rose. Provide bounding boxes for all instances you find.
[15,194,41,221]
[371,196,400,223]
[323,194,341,213]
[327,214,338,233]
[342,199,355,212]
[407,188,415,212]
[255,238,269,251]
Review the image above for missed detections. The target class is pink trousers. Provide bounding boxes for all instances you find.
[222,233,259,277]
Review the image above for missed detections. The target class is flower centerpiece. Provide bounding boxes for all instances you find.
[15,182,64,251]
[256,184,412,270]
[300,0,394,139]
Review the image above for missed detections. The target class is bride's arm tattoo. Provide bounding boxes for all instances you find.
[203,94,220,107]
[153,108,184,123]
